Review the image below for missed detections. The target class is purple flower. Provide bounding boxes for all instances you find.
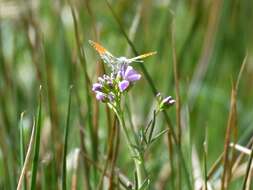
[119,80,130,92]
[117,66,141,92]
[121,66,141,82]
[92,83,102,92]
[157,94,176,111]
[95,92,106,102]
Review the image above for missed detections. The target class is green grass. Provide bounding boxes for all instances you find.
[0,0,253,189]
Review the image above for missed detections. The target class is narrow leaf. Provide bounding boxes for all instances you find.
[62,86,73,190]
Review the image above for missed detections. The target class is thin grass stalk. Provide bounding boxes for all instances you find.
[80,150,133,188]
[171,19,182,190]
[0,114,11,189]
[97,114,117,190]
[235,52,248,91]
[21,15,42,82]
[43,43,62,186]
[17,119,36,190]
[187,0,224,107]
[242,145,253,190]
[227,54,247,184]
[232,137,253,177]
[221,83,237,190]
[30,86,42,190]
[44,44,60,151]
[71,150,80,190]
[207,153,223,180]
[19,112,26,190]
[178,0,203,66]
[114,108,147,188]
[171,20,181,148]
[62,86,73,190]
[83,0,103,168]
[166,130,175,189]
[203,127,208,190]
[126,2,142,57]
[72,54,91,189]
[70,4,97,163]
[79,127,91,190]
[108,117,120,190]
[83,0,98,40]
[104,3,192,189]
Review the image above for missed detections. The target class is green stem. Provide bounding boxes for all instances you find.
[113,106,147,188]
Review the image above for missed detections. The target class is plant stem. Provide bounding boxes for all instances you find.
[114,107,147,188]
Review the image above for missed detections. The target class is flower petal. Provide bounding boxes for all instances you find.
[92,83,102,92]
[127,73,141,82]
[118,80,130,92]
[124,66,141,82]
[96,92,106,101]
[124,66,135,77]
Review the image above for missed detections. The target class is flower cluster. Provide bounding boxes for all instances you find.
[92,65,141,103]
[156,93,176,111]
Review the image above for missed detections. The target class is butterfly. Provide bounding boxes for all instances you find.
[89,40,156,73]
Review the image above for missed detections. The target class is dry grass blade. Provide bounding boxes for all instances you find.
[108,118,120,190]
[230,143,251,156]
[97,115,117,190]
[236,52,248,91]
[221,82,237,190]
[17,119,36,190]
[232,137,253,177]
[80,151,133,188]
[71,149,80,190]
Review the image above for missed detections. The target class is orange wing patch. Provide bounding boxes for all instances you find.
[89,40,107,55]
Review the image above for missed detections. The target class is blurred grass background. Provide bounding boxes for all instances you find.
[0,0,253,189]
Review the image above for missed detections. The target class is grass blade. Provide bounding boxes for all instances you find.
[17,118,36,190]
[70,3,97,162]
[62,86,73,190]
[19,112,26,190]
[30,86,43,190]
[221,82,237,190]
[242,145,253,190]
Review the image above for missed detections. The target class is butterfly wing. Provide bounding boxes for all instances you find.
[128,51,157,62]
[89,40,118,68]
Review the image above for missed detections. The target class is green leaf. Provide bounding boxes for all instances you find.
[150,129,169,144]
[62,86,73,190]
[30,86,42,190]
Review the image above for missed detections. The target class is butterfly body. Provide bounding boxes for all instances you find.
[89,40,156,73]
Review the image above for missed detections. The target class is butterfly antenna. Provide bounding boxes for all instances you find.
[129,51,157,62]
[133,60,144,63]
